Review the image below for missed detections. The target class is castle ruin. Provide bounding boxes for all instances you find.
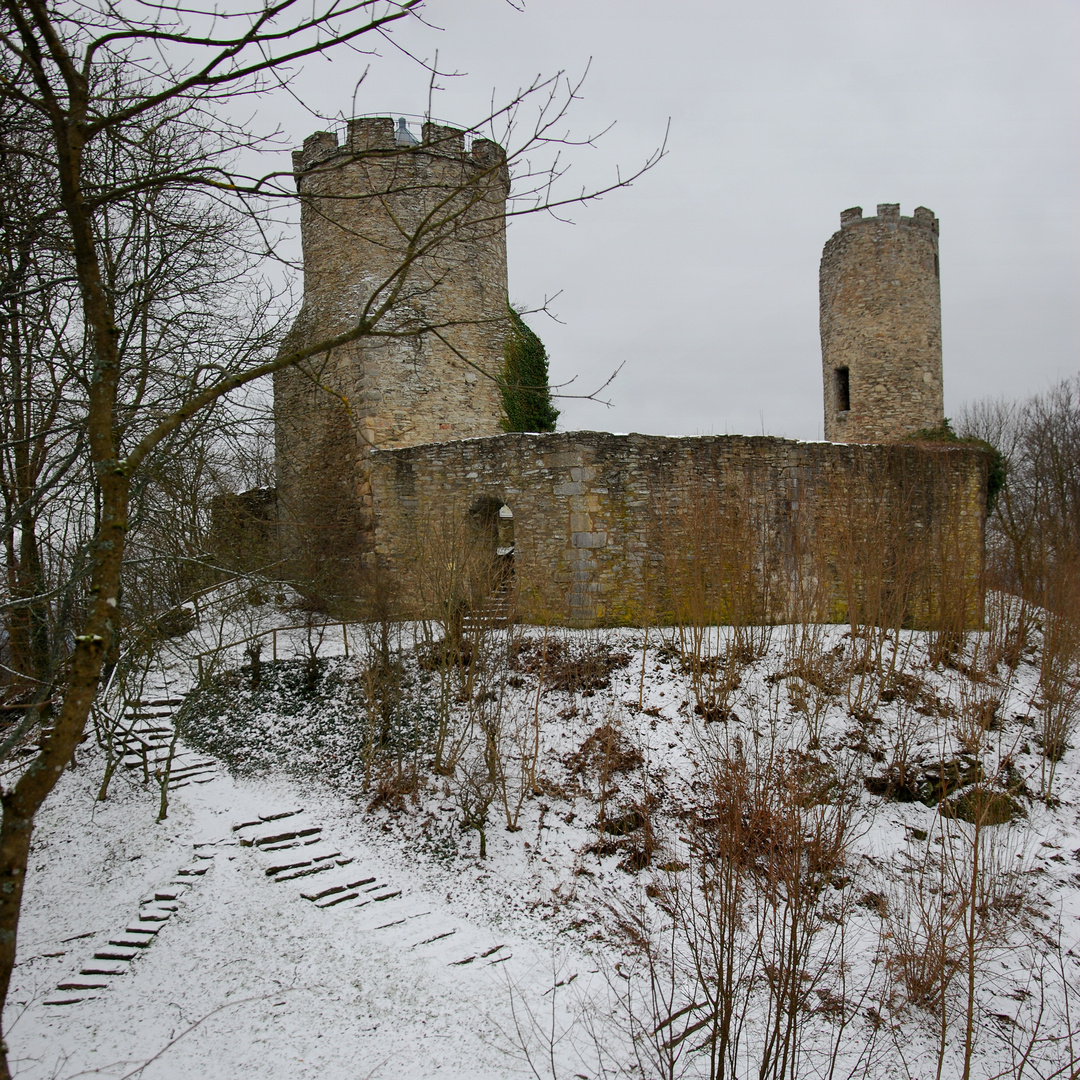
[271,119,987,626]
[821,204,944,442]
[274,118,509,579]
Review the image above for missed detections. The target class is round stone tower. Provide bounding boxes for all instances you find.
[274,118,510,578]
[819,204,944,442]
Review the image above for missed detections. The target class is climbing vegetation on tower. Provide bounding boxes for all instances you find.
[501,304,559,433]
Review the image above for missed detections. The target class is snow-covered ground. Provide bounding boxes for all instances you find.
[7,608,1080,1079]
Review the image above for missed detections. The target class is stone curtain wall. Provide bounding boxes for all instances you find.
[820,205,945,443]
[369,432,988,627]
[273,120,509,595]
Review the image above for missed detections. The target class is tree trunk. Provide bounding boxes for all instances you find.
[0,50,127,1071]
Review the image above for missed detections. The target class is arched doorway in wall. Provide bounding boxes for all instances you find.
[466,496,515,626]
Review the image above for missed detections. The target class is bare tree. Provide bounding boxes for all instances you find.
[961,374,1080,598]
[0,2,662,1071]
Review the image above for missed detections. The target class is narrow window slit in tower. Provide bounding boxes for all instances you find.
[835,367,850,413]
[934,254,940,279]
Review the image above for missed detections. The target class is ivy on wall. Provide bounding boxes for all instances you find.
[501,304,559,433]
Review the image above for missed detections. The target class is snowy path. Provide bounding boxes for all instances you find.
[10,717,575,1079]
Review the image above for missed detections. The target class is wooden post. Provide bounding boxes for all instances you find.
[343,623,349,657]
[273,629,277,662]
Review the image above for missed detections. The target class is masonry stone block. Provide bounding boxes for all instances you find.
[572,532,608,549]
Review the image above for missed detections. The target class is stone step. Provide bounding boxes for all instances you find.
[315,890,360,908]
[124,747,198,762]
[263,851,341,876]
[414,929,456,947]
[176,865,210,877]
[80,965,127,976]
[120,731,171,746]
[167,769,215,784]
[301,877,376,902]
[122,753,172,768]
[264,857,314,876]
[170,759,216,774]
[57,981,109,991]
[232,809,303,832]
[140,899,180,911]
[125,925,161,937]
[242,827,321,848]
[275,861,337,883]
[44,996,95,1006]
[167,769,210,783]
[120,745,173,760]
[94,949,136,961]
[256,839,337,859]
[259,833,327,851]
[108,936,152,949]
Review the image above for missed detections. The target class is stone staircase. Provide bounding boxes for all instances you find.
[44,848,217,1006]
[235,810,403,910]
[236,810,511,965]
[118,697,217,789]
[462,579,513,631]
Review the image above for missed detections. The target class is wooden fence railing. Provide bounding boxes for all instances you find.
[191,621,354,678]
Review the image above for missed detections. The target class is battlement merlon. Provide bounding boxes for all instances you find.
[837,204,939,235]
[290,119,509,179]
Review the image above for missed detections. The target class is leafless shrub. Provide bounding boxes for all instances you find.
[984,587,1034,672]
[1034,560,1080,800]
[365,761,420,814]
[564,721,644,792]
[782,624,844,749]
[887,802,1028,1078]
[449,733,498,858]
[613,734,858,1080]
[953,650,1009,757]
[962,376,1080,605]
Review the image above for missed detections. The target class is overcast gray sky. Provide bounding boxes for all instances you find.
[277,0,1079,441]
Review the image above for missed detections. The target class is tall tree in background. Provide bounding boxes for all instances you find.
[501,304,559,433]
[961,374,1080,595]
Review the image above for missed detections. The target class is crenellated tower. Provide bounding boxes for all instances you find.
[820,204,944,442]
[273,117,510,583]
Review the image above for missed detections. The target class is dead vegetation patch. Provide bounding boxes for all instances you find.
[513,637,632,694]
[564,722,644,785]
